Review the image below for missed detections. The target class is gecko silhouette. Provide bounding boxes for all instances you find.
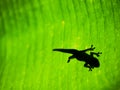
[53,45,102,71]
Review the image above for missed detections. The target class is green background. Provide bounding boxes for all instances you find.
[0,0,120,90]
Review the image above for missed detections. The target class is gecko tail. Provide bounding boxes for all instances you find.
[53,49,78,54]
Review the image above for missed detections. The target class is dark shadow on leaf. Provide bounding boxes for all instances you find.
[53,45,102,71]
